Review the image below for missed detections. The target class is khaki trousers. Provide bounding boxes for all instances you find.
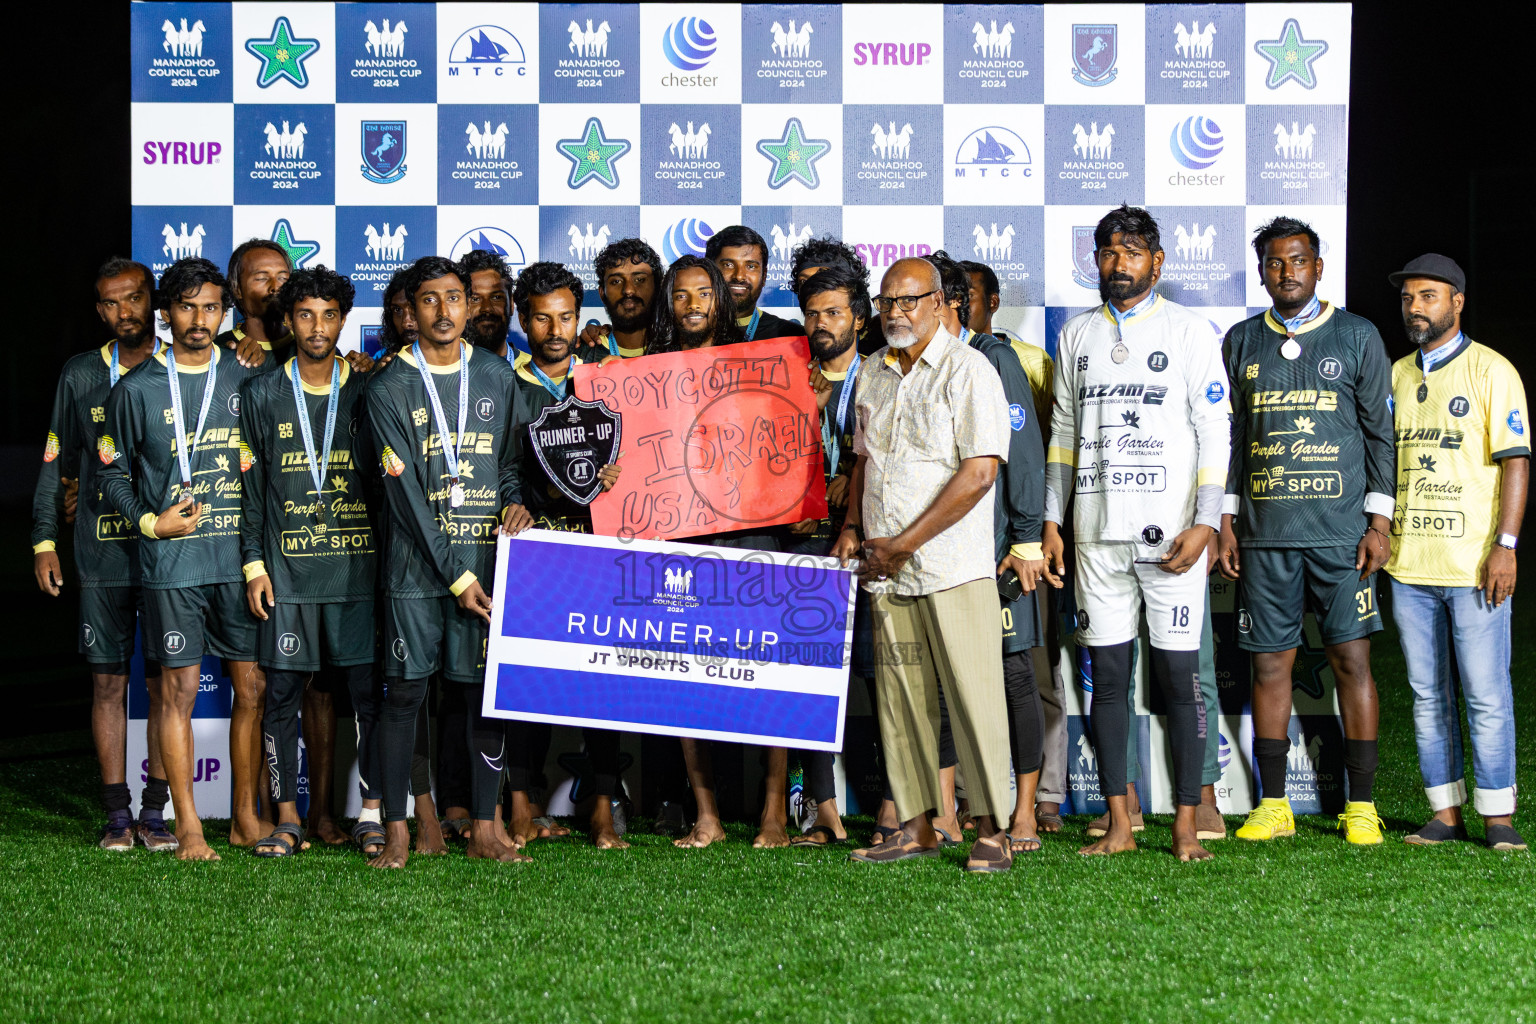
[871,579,1013,821]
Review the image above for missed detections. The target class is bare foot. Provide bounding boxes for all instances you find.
[307,815,349,846]
[414,812,449,855]
[674,818,727,848]
[467,821,532,863]
[592,822,629,850]
[228,813,266,847]
[1173,819,1213,862]
[174,833,220,862]
[1078,828,1137,856]
[752,820,790,849]
[369,821,411,869]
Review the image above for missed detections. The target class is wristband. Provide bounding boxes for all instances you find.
[841,523,865,542]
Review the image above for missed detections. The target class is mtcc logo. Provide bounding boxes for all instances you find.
[954,127,1031,178]
[451,227,526,266]
[566,19,613,57]
[770,20,814,58]
[969,20,1015,58]
[663,18,717,71]
[662,219,714,263]
[971,224,1014,262]
[162,223,206,260]
[448,25,527,77]
[1170,116,1224,169]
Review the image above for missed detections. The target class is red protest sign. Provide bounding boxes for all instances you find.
[572,337,828,541]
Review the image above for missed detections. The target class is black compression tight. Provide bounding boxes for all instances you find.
[265,665,375,806]
[467,694,509,821]
[1089,642,1204,807]
[1003,649,1045,776]
[380,675,430,821]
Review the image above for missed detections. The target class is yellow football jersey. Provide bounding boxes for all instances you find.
[1387,339,1529,586]
[1002,333,1055,425]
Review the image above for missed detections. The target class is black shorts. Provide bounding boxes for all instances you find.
[142,581,258,668]
[258,600,375,672]
[79,585,142,667]
[1236,545,1383,652]
[383,595,487,683]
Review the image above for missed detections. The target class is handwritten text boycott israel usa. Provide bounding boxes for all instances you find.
[574,338,827,541]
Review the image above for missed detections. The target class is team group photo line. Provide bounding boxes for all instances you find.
[37,197,1526,870]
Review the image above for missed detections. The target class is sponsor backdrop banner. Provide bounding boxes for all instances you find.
[130,2,1352,815]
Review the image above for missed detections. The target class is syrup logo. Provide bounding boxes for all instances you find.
[770,222,814,262]
[855,241,932,269]
[162,223,206,260]
[661,218,714,263]
[954,126,1031,179]
[566,224,611,262]
[450,227,528,268]
[142,140,222,166]
[1071,24,1117,86]
[361,121,407,184]
[448,25,527,77]
[852,41,932,65]
[663,18,716,70]
[1170,116,1224,168]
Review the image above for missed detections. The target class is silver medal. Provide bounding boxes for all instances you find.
[1111,342,1129,364]
[450,482,465,508]
[1280,338,1301,360]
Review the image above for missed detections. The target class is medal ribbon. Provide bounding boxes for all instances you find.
[413,342,468,500]
[167,348,218,493]
[289,357,340,516]
[529,357,572,401]
[1275,294,1321,337]
[819,353,860,483]
[110,338,163,388]
[742,307,762,341]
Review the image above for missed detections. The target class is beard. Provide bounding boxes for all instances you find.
[809,325,856,362]
[531,336,572,364]
[112,319,152,346]
[882,318,918,350]
[469,313,509,350]
[1098,269,1155,305]
[678,322,713,349]
[1404,309,1457,347]
[606,297,650,334]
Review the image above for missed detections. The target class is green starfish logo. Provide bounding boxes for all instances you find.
[1253,18,1328,90]
[245,16,321,89]
[270,219,320,269]
[556,118,630,190]
[756,118,832,190]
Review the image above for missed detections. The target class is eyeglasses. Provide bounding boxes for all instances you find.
[873,290,937,313]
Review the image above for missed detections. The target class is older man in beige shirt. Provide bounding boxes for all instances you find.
[832,257,1016,873]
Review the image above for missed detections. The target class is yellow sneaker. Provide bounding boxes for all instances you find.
[1235,797,1295,841]
[1338,801,1385,845]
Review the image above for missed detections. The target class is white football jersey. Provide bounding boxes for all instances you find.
[1047,296,1231,545]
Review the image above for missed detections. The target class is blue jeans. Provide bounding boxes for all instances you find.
[1390,580,1517,816]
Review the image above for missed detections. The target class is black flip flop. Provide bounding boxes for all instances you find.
[253,822,306,858]
[352,819,387,857]
[790,825,850,848]
[934,827,960,848]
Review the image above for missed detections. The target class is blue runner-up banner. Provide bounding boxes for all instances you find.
[482,530,857,751]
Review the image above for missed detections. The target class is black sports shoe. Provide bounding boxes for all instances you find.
[136,816,180,852]
[651,800,690,836]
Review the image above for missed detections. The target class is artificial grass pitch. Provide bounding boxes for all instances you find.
[4,610,1536,1022]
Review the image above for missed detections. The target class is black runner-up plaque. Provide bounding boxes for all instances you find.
[529,395,621,505]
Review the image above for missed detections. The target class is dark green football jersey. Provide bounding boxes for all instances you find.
[510,352,597,533]
[1223,304,1396,548]
[366,342,520,598]
[238,357,378,603]
[98,346,260,588]
[31,342,162,586]
[217,326,292,373]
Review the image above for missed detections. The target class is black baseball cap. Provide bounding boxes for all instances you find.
[1388,253,1466,294]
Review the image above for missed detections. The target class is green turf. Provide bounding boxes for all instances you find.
[4,602,1536,1022]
